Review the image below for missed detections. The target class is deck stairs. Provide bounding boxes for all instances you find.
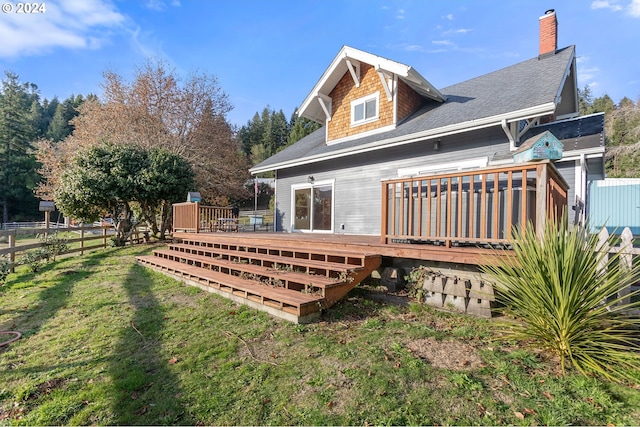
[136,234,382,323]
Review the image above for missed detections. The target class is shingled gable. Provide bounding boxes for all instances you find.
[297,46,446,145]
[251,44,577,175]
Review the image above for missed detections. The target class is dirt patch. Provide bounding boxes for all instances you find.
[407,337,484,370]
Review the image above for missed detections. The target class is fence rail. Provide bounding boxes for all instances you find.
[2,221,66,230]
[0,225,112,270]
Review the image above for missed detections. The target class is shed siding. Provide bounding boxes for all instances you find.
[277,127,511,234]
[588,179,640,234]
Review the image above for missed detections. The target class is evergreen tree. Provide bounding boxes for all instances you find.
[46,94,85,141]
[0,72,38,223]
[239,106,320,165]
[592,94,616,115]
[268,109,289,153]
[29,99,46,137]
[287,110,321,146]
[578,85,594,115]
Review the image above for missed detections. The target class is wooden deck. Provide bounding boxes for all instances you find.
[136,231,506,321]
[172,231,506,266]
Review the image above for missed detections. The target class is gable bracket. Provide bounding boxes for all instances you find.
[345,59,360,88]
[375,66,393,101]
[517,118,539,139]
[316,93,332,122]
[501,119,517,151]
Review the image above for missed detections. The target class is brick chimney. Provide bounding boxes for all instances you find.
[539,9,558,57]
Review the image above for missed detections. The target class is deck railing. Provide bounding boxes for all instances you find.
[173,202,237,233]
[381,160,568,246]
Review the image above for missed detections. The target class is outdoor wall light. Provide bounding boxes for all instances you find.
[434,139,441,151]
[308,175,315,183]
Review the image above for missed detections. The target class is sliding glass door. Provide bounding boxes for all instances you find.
[292,181,334,232]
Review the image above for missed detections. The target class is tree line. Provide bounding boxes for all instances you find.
[238,107,321,168]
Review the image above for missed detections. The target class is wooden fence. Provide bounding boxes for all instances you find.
[597,226,639,307]
[0,225,112,270]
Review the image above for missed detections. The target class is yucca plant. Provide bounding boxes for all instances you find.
[480,214,640,382]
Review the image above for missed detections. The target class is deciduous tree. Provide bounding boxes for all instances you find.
[36,60,249,205]
[55,144,193,244]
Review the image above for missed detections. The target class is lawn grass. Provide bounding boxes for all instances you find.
[1,244,640,425]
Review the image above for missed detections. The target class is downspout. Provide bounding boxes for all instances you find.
[274,170,278,232]
[579,153,587,225]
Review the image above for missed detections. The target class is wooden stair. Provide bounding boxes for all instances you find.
[137,235,382,323]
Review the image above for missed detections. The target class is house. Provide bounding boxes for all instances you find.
[250,9,605,236]
[141,10,606,323]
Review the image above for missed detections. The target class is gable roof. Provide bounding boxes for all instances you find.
[251,45,577,174]
[298,45,446,123]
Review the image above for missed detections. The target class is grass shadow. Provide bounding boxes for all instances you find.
[0,249,120,339]
[108,263,195,425]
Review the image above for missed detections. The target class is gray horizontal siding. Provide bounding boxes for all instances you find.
[276,126,510,234]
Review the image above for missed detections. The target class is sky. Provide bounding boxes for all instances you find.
[1,0,639,128]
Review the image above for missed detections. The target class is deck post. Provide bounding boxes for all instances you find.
[380,182,388,244]
[195,202,200,233]
[535,163,548,239]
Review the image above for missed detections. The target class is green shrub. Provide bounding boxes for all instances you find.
[480,214,640,382]
[38,232,69,261]
[0,256,10,285]
[20,248,49,273]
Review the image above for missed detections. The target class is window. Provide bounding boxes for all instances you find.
[351,92,379,126]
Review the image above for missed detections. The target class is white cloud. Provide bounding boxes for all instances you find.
[128,26,170,61]
[628,0,640,16]
[404,45,425,52]
[0,0,125,58]
[433,40,454,46]
[576,55,589,64]
[145,0,181,11]
[578,66,600,84]
[444,14,454,20]
[591,0,640,16]
[442,28,472,36]
[591,0,623,11]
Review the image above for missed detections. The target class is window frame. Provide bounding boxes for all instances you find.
[350,92,380,127]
